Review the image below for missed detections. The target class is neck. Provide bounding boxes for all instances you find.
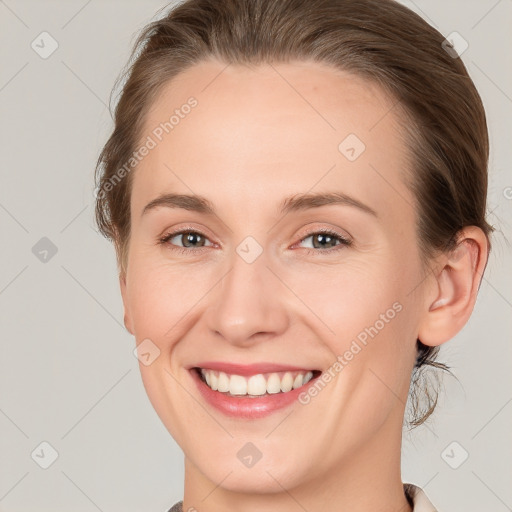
[181,414,412,512]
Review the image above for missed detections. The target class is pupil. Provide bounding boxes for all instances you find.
[183,232,203,247]
[313,233,335,249]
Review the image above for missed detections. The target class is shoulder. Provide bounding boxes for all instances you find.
[404,483,438,512]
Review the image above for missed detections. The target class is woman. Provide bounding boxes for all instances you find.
[94,0,492,510]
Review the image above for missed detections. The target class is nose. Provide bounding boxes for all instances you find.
[204,248,290,347]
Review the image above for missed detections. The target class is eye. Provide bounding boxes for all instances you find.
[159,229,214,252]
[295,229,352,253]
[158,227,351,255]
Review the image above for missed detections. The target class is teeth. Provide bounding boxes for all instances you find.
[229,374,247,395]
[209,371,218,391]
[280,372,294,392]
[247,374,267,395]
[267,373,281,394]
[199,369,316,396]
[293,373,304,389]
[217,372,229,392]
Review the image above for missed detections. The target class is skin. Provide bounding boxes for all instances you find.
[119,59,488,512]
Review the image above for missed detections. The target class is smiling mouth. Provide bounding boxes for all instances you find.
[193,367,322,397]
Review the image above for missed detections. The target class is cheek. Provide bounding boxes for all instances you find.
[125,257,210,342]
[126,238,423,362]
[292,262,418,431]
[286,255,419,382]
[284,257,401,337]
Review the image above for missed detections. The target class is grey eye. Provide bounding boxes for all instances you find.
[169,231,212,248]
[300,232,343,249]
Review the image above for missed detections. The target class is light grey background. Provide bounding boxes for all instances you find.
[0,1,511,511]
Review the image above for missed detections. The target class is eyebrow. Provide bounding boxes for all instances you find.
[141,191,378,218]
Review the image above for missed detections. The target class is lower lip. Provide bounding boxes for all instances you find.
[189,368,320,419]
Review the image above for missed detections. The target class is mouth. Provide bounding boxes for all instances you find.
[193,367,322,398]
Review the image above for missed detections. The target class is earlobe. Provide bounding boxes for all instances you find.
[418,227,489,347]
[119,272,134,335]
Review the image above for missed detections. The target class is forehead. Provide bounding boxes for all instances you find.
[132,58,414,223]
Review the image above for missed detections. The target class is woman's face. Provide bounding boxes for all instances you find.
[121,59,428,492]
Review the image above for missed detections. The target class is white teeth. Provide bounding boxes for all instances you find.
[217,372,230,392]
[267,373,281,394]
[199,368,317,396]
[280,372,294,392]
[229,374,247,395]
[293,373,304,389]
[202,369,219,390]
[247,374,267,395]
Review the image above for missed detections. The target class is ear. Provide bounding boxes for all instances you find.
[417,226,489,347]
[119,272,134,335]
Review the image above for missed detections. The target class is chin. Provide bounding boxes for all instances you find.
[207,464,305,495]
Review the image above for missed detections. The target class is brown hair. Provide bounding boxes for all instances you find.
[94,0,493,427]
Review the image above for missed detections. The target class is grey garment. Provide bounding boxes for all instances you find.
[166,500,183,512]
[165,483,437,511]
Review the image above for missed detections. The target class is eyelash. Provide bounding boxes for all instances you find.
[158,227,352,256]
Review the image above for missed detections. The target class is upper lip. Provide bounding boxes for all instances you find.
[190,361,318,376]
